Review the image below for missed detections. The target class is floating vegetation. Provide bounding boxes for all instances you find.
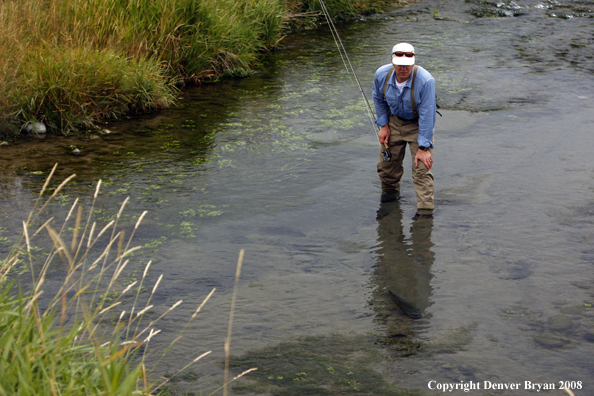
[218,158,235,168]
[161,140,182,150]
[181,120,197,129]
[180,209,197,218]
[436,77,473,96]
[317,101,367,130]
[180,221,197,238]
[0,227,9,245]
[196,204,226,217]
[143,236,168,251]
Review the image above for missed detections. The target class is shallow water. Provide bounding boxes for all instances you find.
[2,0,594,394]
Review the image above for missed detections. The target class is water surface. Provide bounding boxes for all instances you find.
[1,0,594,394]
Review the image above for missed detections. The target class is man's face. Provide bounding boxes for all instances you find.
[395,65,413,83]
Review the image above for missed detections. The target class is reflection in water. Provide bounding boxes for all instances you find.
[372,199,434,333]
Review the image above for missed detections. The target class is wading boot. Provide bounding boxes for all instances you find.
[412,208,433,220]
[380,189,400,203]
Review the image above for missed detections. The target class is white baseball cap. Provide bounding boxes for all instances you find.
[391,42,415,66]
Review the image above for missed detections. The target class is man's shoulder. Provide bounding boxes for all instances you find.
[415,65,435,84]
[375,63,394,78]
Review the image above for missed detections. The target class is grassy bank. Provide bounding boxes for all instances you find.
[0,0,385,138]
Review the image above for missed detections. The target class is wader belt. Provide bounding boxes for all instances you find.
[383,64,419,120]
[396,115,417,122]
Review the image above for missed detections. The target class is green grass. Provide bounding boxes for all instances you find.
[0,164,230,395]
[0,0,385,138]
[13,46,176,133]
[0,288,145,395]
[291,0,382,19]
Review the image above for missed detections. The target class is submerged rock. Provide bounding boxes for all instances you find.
[560,305,587,315]
[548,315,574,332]
[534,332,570,348]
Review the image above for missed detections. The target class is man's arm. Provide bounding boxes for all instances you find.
[372,65,392,134]
[414,75,436,169]
[416,78,436,149]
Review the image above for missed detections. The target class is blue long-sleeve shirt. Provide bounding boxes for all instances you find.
[372,64,436,149]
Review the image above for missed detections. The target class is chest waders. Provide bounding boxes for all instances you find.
[381,65,418,161]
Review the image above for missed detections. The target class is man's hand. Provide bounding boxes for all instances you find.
[378,125,390,145]
[415,149,433,170]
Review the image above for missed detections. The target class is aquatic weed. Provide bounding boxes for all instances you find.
[424,323,478,354]
[230,333,428,396]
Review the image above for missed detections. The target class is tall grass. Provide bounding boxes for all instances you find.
[290,0,382,19]
[0,0,384,136]
[0,164,255,395]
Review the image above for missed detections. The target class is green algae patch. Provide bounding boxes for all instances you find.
[318,100,368,130]
[229,333,427,396]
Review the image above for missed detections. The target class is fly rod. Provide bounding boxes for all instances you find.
[318,0,392,160]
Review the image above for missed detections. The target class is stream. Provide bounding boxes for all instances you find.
[1,0,594,394]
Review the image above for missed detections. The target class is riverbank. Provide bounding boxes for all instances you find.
[0,0,389,140]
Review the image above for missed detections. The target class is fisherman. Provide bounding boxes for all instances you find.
[372,42,437,218]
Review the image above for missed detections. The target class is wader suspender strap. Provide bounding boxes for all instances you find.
[383,65,419,119]
[382,66,395,101]
[410,65,418,118]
